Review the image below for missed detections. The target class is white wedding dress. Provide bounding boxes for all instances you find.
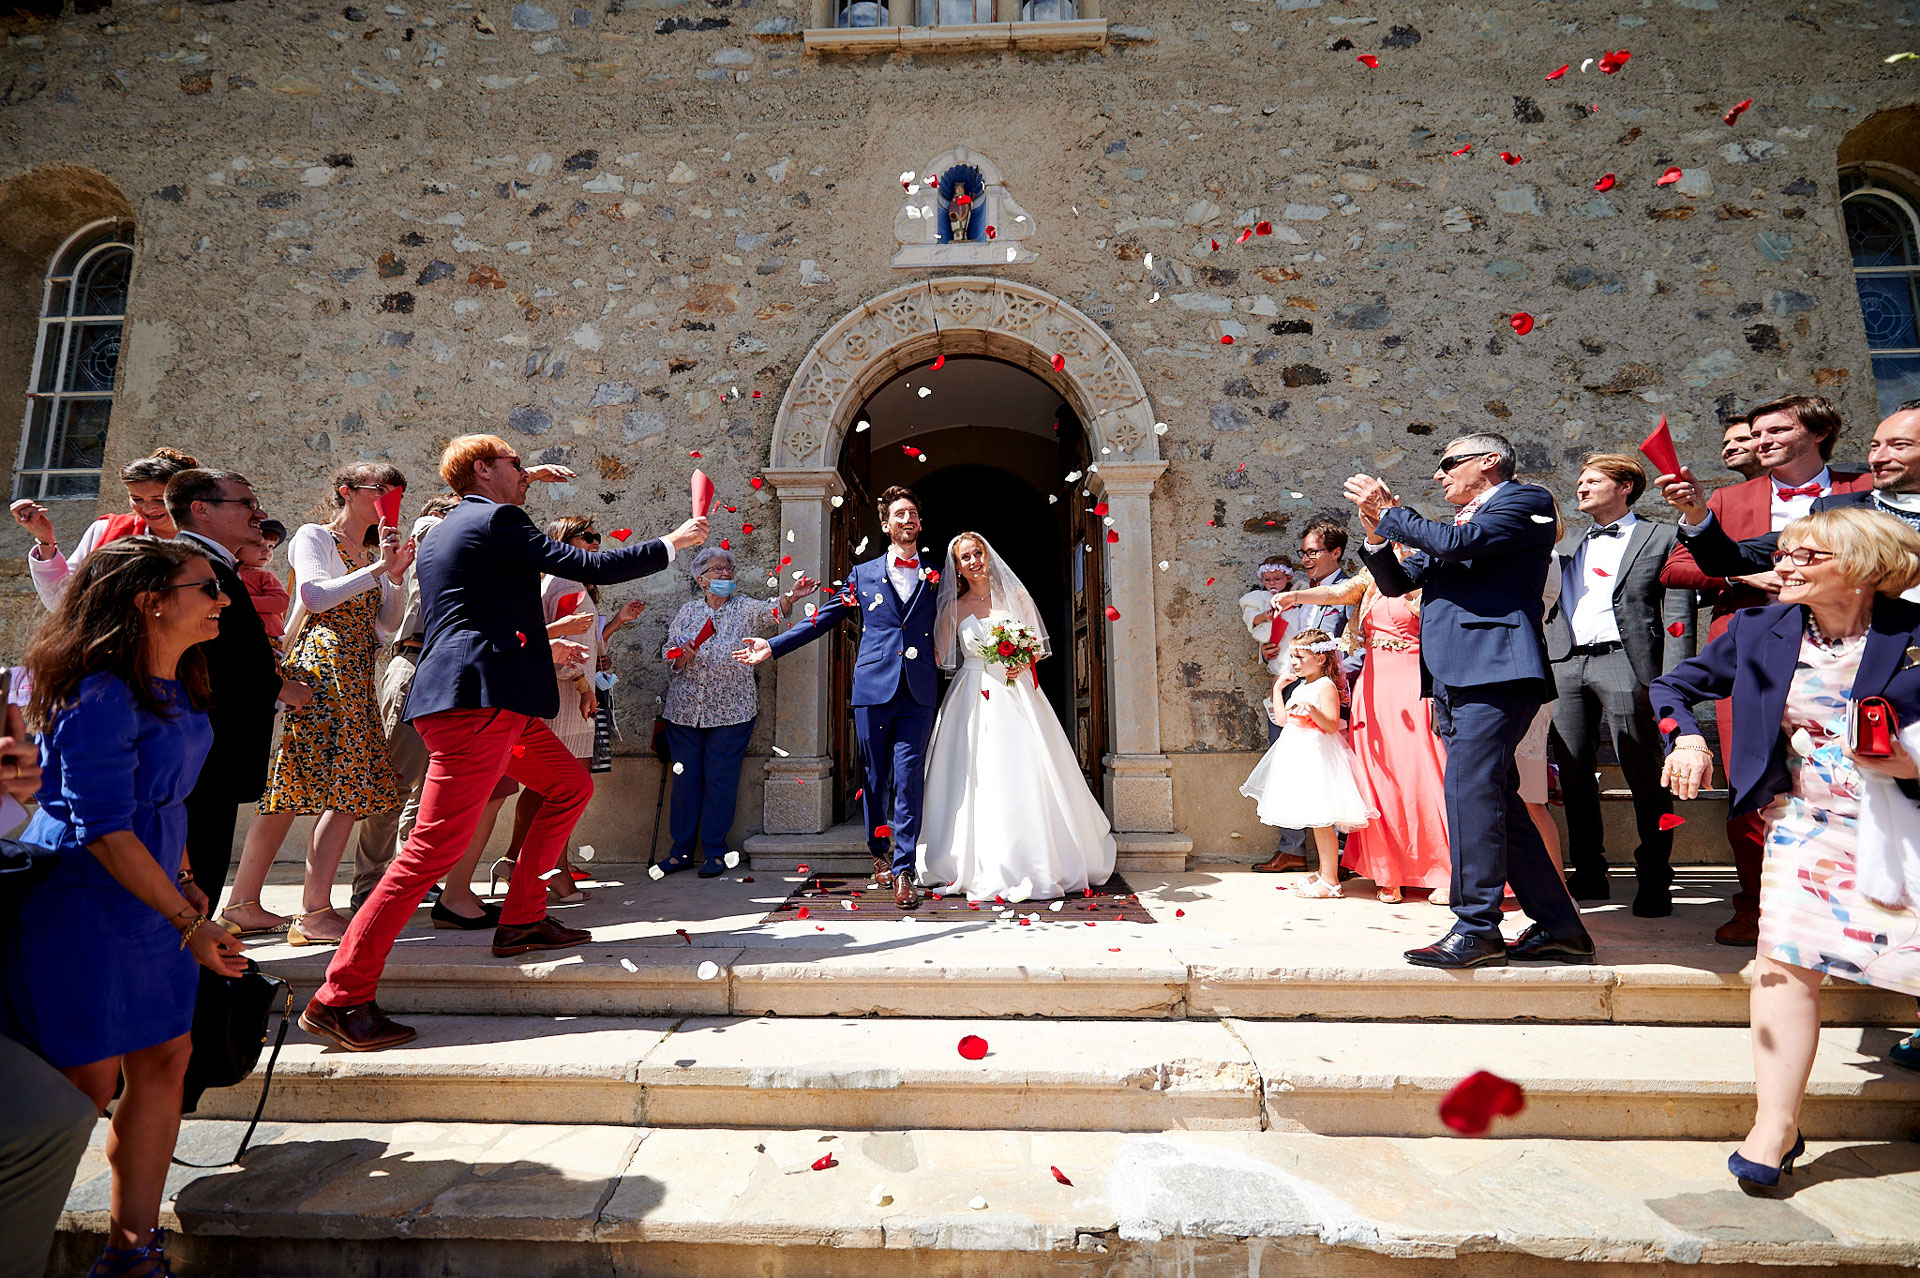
[916,611,1118,900]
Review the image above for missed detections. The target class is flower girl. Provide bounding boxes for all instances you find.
[1239,629,1377,898]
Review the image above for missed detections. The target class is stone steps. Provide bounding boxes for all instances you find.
[189,1014,1920,1141]
[55,1121,1920,1276]
[740,822,1193,873]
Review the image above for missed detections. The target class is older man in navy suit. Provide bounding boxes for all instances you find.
[739,485,939,909]
[302,434,706,1052]
[1347,433,1589,969]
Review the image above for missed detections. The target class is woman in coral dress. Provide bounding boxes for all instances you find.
[1277,565,1451,901]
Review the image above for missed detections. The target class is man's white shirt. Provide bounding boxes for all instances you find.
[1563,512,1635,646]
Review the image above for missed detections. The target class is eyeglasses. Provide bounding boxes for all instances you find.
[160,579,226,601]
[1771,548,1837,568]
[1437,451,1494,473]
[201,497,266,514]
[1297,546,1334,557]
[486,455,528,473]
[349,484,399,495]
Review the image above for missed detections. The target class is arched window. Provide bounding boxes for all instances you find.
[1841,174,1920,418]
[13,219,132,502]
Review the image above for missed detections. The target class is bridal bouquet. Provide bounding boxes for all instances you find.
[979,620,1043,685]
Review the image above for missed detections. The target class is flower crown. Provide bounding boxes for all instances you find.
[1294,640,1341,654]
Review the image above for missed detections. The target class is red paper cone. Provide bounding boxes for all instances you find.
[1639,414,1681,478]
[1438,1070,1526,1135]
[376,486,406,529]
[691,469,715,517]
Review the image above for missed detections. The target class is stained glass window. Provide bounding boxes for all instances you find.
[1842,177,1920,418]
[14,220,133,502]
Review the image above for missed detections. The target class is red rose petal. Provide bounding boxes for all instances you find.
[741,523,754,534]
[751,390,762,399]
[1592,567,1611,577]
[1236,227,1254,245]
[1598,49,1630,74]
[1659,717,1679,734]
[719,538,729,550]
[1594,173,1616,192]
[1656,166,1683,186]
[1255,220,1273,236]
[1438,1070,1526,1136]
[1220,334,1235,345]
[1104,605,1121,621]
[689,450,702,459]
[1667,622,1686,637]
[1545,63,1569,80]
[750,476,765,490]
[1050,1166,1073,1186]
[955,193,971,207]
[780,555,791,567]
[986,225,997,239]
[1723,97,1753,127]
[925,569,940,583]
[1356,54,1378,68]
[1018,918,1032,927]
[1052,354,1066,372]
[511,745,526,758]
[664,646,685,659]
[675,928,692,945]
[610,528,633,542]
[930,355,945,371]
[1449,144,1473,157]
[957,1034,989,1060]
[1658,813,1686,831]
[903,446,922,457]
[1106,530,1120,543]
[797,906,810,919]
[515,630,527,646]
[1499,151,1523,165]
[1209,238,1219,252]
[811,1153,837,1171]
[1205,577,1215,586]
[1093,501,1110,516]
[874,824,893,839]
[982,689,991,699]
[1175,908,1185,917]
[1509,312,1535,336]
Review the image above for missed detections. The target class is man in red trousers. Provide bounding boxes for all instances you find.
[1657,394,1868,945]
[301,435,706,1051]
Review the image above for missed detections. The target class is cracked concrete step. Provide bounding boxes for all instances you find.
[194,1015,1266,1132]
[192,1014,1920,1141]
[1239,1021,1920,1141]
[57,1120,1920,1276]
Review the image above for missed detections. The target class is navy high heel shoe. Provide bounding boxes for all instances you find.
[1728,1131,1806,1189]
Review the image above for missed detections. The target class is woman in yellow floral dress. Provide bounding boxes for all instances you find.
[221,464,411,945]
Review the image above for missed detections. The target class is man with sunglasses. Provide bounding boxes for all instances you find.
[163,469,314,904]
[1655,394,1872,945]
[302,435,706,1052]
[1346,434,1589,969]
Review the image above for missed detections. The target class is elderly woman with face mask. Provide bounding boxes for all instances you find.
[657,546,817,876]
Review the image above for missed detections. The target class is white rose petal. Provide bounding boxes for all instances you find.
[725,850,741,868]
[619,958,639,972]
[905,647,919,659]
[1158,560,1170,570]
[870,1184,891,1207]
[830,495,844,507]
[1144,252,1154,270]
[842,899,855,911]
[1154,421,1169,435]
[673,761,685,774]
[969,1196,988,1210]
[1008,877,1033,903]
[697,960,720,981]
[1790,727,1816,757]
[1048,900,1063,912]
[1529,515,1555,524]
[578,844,596,861]
[648,864,666,881]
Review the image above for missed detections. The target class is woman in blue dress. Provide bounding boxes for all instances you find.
[4,536,247,1277]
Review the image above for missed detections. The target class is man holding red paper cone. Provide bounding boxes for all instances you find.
[1653,395,1870,946]
[301,435,706,1052]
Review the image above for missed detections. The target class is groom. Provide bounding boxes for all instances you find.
[738,485,939,908]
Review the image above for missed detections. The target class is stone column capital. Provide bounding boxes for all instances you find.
[1088,461,1168,498]
[764,469,847,502]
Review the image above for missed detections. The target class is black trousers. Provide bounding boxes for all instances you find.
[183,781,246,902]
[1546,649,1674,889]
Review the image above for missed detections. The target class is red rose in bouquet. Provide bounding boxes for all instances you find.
[997,640,1017,657]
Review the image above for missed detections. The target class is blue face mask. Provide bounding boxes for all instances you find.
[594,670,619,692]
[706,578,737,599]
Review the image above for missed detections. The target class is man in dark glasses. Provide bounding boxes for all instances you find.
[1345,433,1590,971]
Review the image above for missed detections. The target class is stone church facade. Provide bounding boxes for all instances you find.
[0,0,1914,857]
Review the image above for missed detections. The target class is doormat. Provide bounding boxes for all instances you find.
[761,870,1158,925]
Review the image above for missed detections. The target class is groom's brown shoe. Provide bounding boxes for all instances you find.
[872,856,895,887]
[893,877,921,909]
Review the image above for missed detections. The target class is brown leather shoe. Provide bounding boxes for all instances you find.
[872,856,895,887]
[492,916,592,957]
[299,997,417,1052]
[893,876,920,909]
[1252,852,1309,874]
[1714,908,1760,947]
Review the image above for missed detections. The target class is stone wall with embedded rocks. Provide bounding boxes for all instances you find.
[0,0,1913,858]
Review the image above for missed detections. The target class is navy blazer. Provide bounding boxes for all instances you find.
[1361,482,1557,694]
[1650,597,1920,818]
[765,555,939,708]
[1678,489,1883,580]
[404,496,670,721]
[192,546,286,804]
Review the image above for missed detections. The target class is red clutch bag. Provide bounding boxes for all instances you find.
[1850,695,1898,759]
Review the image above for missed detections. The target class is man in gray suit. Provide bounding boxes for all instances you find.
[1546,453,1695,917]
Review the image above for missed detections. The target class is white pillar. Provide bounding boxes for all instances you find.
[760,468,844,834]
[1090,461,1175,834]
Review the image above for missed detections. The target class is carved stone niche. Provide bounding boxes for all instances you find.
[891,147,1037,268]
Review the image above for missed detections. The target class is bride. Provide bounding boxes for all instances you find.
[916,531,1117,900]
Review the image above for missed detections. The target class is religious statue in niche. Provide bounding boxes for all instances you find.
[892,146,1038,268]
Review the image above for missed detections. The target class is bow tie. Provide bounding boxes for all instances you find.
[893,558,919,570]
[1777,483,1823,499]
[1586,523,1624,540]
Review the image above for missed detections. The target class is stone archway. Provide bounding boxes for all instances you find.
[761,277,1180,852]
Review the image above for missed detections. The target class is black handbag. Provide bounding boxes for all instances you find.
[0,835,58,915]
[173,958,293,1168]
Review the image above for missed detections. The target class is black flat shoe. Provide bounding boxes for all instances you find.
[1631,885,1674,918]
[1506,923,1596,963]
[1404,931,1508,969]
[431,898,503,930]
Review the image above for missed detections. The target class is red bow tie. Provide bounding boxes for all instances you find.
[1777,483,1823,499]
[893,558,919,570]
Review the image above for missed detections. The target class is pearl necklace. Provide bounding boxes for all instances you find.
[1804,610,1866,655]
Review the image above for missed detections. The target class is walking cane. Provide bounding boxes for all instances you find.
[645,716,672,867]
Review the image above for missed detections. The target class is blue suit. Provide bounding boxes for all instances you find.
[1362,483,1583,943]
[405,496,670,722]
[1652,598,1920,818]
[766,554,940,871]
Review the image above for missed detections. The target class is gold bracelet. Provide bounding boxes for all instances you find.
[1670,745,1713,755]
[175,915,206,949]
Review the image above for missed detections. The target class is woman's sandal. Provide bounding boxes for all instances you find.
[1377,887,1404,904]
[89,1226,172,1276]
[488,857,516,895]
[656,852,696,876]
[217,899,289,937]
[286,908,345,947]
[1293,875,1341,900]
[1430,887,1451,907]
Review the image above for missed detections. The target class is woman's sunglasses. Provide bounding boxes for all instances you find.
[160,579,227,601]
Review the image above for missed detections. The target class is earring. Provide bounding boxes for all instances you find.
[1855,587,1865,595]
